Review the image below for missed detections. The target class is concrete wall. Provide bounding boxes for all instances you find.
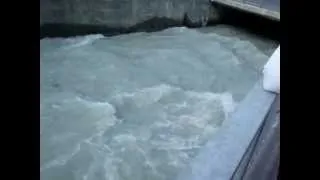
[40,0,220,28]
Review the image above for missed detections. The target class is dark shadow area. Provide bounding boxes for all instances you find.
[210,3,280,42]
[40,15,216,39]
[40,4,279,43]
[40,23,129,39]
[40,17,184,39]
[129,17,183,33]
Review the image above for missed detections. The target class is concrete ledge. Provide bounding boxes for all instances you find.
[232,95,279,180]
[211,0,280,21]
[176,79,277,180]
[242,96,279,180]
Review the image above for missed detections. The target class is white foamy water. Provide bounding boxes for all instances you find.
[40,27,274,180]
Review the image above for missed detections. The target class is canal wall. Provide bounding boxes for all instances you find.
[40,0,221,37]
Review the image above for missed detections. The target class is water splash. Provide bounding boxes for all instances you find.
[40,27,271,180]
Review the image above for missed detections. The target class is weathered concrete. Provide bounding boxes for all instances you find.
[232,95,279,180]
[210,0,280,21]
[40,0,220,28]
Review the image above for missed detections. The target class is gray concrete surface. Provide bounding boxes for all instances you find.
[232,95,279,180]
[211,0,280,21]
[40,0,220,27]
[241,95,279,180]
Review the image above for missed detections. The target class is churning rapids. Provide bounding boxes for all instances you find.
[40,26,277,180]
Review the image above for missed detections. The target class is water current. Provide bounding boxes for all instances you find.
[40,26,277,180]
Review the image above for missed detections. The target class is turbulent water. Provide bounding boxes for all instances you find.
[40,27,276,180]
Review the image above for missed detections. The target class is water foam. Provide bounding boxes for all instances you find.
[90,84,236,179]
[40,26,273,180]
[40,94,120,174]
[42,84,236,179]
[63,34,104,49]
[40,34,104,53]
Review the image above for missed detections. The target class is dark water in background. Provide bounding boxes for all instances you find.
[40,26,278,180]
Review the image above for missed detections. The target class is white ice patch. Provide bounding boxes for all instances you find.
[263,46,280,93]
